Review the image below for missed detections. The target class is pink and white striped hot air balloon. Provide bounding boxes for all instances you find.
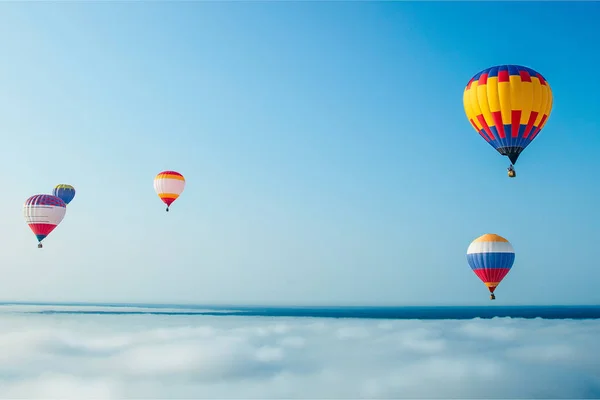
[153,170,186,212]
[23,194,67,248]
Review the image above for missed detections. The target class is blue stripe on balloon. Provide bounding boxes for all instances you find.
[486,125,535,150]
[466,252,515,271]
[52,188,76,205]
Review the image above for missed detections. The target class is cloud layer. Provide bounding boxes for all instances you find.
[0,309,599,399]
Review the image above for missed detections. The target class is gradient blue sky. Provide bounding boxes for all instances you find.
[0,1,598,306]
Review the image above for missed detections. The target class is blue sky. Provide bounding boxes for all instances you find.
[0,1,598,305]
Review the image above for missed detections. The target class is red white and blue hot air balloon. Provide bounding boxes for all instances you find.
[23,194,67,248]
[466,233,515,300]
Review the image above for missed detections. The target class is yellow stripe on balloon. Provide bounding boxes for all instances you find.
[463,87,482,131]
[156,173,185,181]
[508,75,522,112]
[544,83,554,118]
[476,82,494,128]
[484,282,500,288]
[530,77,543,118]
[463,90,475,121]
[497,77,512,125]
[519,79,534,125]
[158,193,181,199]
[486,76,501,118]
[536,84,551,126]
[473,233,509,243]
[468,82,483,117]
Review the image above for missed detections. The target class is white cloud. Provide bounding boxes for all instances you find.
[0,308,599,399]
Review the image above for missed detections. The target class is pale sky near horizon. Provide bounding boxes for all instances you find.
[0,1,598,306]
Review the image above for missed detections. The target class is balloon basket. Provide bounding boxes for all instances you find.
[37,243,43,249]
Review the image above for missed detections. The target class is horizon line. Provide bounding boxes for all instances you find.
[1,301,599,309]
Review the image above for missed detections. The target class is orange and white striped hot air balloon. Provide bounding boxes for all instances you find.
[154,171,185,212]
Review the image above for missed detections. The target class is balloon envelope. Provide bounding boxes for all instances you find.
[52,184,76,205]
[466,233,515,294]
[463,65,553,165]
[154,171,185,208]
[23,194,67,244]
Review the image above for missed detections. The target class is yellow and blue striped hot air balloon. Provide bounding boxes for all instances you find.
[466,234,515,300]
[463,65,553,178]
[52,184,76,205]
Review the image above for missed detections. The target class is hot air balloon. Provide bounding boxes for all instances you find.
[463,65,553,178]
[23,194,67,248]
[154,171,185,212]
[466,233,515,300]
[52,184,76,205]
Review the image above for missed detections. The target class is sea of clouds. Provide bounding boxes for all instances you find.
[0,307,599,399]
